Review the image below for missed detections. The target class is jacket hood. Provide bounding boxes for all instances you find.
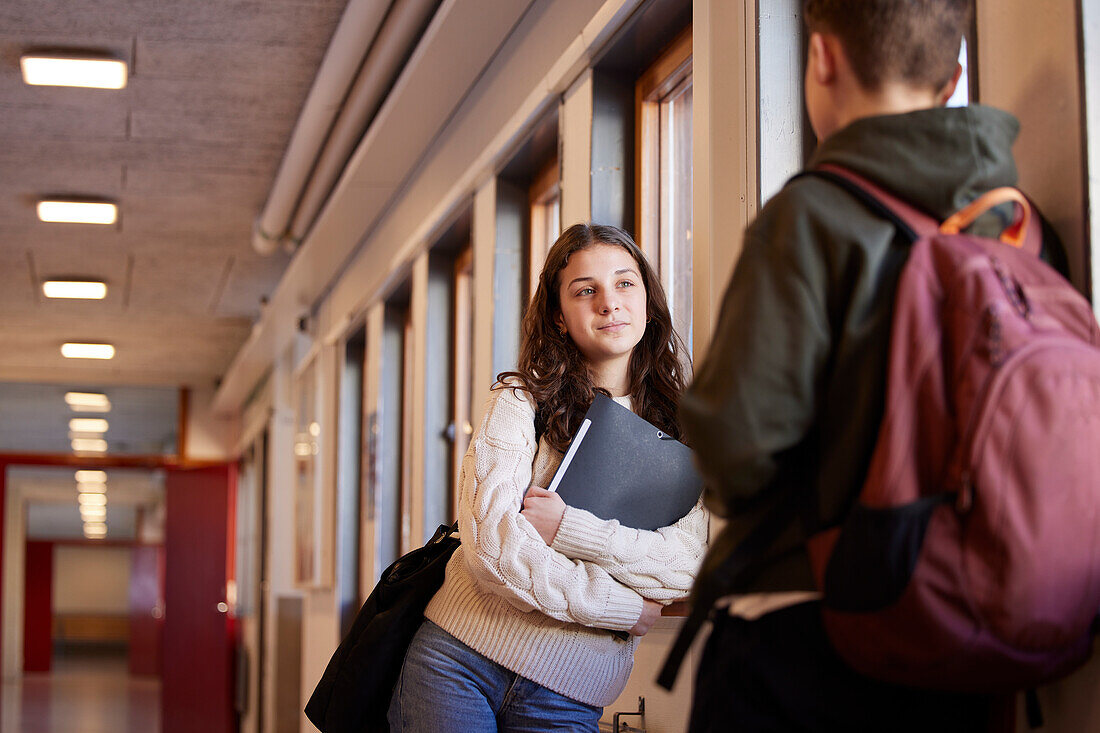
[808,105,1020,221]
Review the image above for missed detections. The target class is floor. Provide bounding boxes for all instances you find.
[1,652,159,733]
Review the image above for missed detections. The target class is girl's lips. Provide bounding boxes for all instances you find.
[598,322,628,332]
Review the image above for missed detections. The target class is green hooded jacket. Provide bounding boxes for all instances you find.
[680,104,1062,592]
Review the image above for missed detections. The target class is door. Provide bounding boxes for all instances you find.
[163,464,237,733]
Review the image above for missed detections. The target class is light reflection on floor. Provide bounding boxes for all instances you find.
[1,653,159,733]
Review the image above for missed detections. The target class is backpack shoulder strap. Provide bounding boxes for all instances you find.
[801,164,1044,257]
[796,164,939,242]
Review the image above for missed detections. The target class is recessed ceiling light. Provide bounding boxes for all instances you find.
[20,55,128,90]
[66,393,112,412]
[74,469,107,483]
[61,343,115,359]
[72,437,108,453]
[37,200,117,225]
[78,492,107,506]
[70,418,108,433]
[43,281,107,299]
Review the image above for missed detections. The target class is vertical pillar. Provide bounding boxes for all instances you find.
[472,179,499,422]
[408,253,430,548]
[977,0,1087,290]
[691,0,759,363]
[561,70,594,228]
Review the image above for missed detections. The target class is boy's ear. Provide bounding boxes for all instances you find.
[936,62,964,106]
[807,32,837,86]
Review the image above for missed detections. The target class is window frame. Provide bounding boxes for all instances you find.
[635,27,693,350]
[528,157,561,302]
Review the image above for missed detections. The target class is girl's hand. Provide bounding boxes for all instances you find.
[629,599,663,637]
[520,486,566,545]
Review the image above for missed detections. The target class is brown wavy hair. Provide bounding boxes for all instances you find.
[497,223,689,453]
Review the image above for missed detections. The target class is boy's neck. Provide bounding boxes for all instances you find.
[831,81,941,135]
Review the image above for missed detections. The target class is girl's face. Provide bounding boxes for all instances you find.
[555,243,648,373]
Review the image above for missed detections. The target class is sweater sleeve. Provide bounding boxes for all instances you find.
[550,500,708,602]
[458,385,645,631]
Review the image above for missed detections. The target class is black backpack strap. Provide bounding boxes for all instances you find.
[657,495,802,690]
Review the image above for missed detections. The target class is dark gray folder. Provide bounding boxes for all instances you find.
[547,394,703,530]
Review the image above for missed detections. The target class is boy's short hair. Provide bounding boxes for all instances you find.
[803,0,971,92]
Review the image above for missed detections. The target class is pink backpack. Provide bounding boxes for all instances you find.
[805,165,1100,692]
[659,166,1100,698]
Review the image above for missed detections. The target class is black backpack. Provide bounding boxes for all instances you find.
[304,521,459,733]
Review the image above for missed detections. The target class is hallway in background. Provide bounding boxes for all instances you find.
[2,650,159,733]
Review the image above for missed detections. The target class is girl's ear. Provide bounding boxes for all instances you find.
[555,312,566,334]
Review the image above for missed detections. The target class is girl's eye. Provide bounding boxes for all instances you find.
[577,287,595,296]
[618,280,636,289]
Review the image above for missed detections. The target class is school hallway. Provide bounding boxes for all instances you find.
[2,652,159,733]
[1,0,1100,731]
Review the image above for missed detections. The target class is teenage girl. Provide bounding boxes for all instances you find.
[388,223,708,732]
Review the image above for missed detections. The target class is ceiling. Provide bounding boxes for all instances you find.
[0,383,178,454]
[0,0,351,392]
[12,466,164,541]
[0,0,360,465]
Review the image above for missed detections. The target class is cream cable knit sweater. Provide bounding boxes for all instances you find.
[424,382,709,707]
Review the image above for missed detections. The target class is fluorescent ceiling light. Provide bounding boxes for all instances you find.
[83,524,108,538]
[21,55,128,90]
[74,469,107,483]
[72,437,108,453]
[43,281,107,299]
[76,482,106,494]
[80,506,107,519]
[70,418,108,433]
[78,493,107,506]
[37,200,117,225]
[61,343,115,359]
[66,392,112,412]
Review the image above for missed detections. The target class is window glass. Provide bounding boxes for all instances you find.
[659,76,694,348]
[946,37,971,108]
[637,29,693,351]
[529,159,561,301]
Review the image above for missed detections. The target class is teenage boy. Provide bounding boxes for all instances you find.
[680,1,1048,730]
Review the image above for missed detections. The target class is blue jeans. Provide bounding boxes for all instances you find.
[388,619,603,732]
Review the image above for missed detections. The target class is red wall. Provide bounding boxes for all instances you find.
[23,541,53,672]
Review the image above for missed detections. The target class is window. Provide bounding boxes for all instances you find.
[528,157,561,300]
[637,29,694,350]
[336,329,364,634]
[377,295,409,574]
[945,36,973,108]
[423,247,459,541]
[293,357,320,585]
